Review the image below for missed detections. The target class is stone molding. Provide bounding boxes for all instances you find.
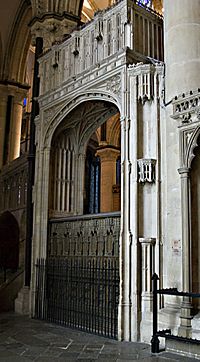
[139,237,156,245]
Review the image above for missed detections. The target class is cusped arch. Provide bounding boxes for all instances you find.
[186,125,200,168]
[43,90,121,148]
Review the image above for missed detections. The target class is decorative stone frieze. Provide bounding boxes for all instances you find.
[106,74,121,100]
[172,89,200,124]
[48,213,120,258]
[171,90,200,168]
[137,158,156,183]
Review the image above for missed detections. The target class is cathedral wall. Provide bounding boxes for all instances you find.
[164,0,200,99]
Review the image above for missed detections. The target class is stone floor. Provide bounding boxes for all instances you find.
[0,312,198,361]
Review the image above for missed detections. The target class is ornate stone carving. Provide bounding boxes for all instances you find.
[106,74,121,99]
[137,159,156,183]
[43,102,66,124]
[44,94,119,147]
[31,18,76,50]
[172,90,200,167]
[172,90,200,123]
[180,112,192,124]
[37,1,162,97]
[129,63,158,103]
[48,214,120,258]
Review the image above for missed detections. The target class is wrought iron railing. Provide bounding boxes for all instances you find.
[151,273,200,353]
[35,257,119,338]
[35,212,120,338]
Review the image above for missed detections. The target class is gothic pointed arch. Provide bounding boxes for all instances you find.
[190,135,200,310]
[43,91,121,148]
[3,0,32,83]
[185,125,200,169]
[48,99,120,216]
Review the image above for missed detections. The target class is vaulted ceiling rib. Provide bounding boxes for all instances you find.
[31,0,83,17]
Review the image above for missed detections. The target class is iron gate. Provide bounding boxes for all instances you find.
[35,213,120,338]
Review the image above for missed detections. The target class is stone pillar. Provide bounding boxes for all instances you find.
[0,89,8,168]
[9,93,25,161]
[178,167,192,337]
[163,1,198,333]
[139,238,156,312]
[96,147,120,212]
[118,115,132,341]
[164,0,200,99]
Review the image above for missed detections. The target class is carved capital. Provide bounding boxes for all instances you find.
[139,237,156,246]
[178,167,190,177]
[96,147,120,162]
[31,17,76,50]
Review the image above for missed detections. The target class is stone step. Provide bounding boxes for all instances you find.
[165,335,200,359]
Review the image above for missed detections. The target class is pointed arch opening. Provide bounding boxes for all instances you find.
[191,135,200,312]
[48,99,120,218]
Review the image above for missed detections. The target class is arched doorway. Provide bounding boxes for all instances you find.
[35,99,121,338]
[0,212,19,282]
[191,136,200,312]
[48,100,120,217]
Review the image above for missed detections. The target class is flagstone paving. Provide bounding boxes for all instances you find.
[0,313,198,361]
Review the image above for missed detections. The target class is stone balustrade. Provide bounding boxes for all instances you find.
[39,0,163,96]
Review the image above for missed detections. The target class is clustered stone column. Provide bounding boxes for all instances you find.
[9,92,26,161]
